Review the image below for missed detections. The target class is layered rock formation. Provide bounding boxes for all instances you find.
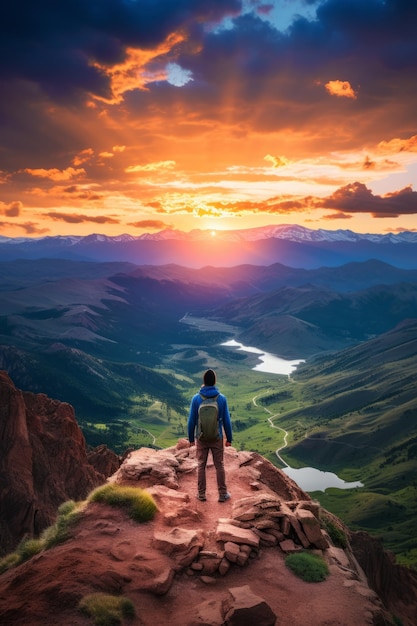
[350,531,417,626]
[0,440,394,626]
[0,371,119,555]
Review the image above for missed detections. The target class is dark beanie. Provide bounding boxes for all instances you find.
[203,369,216,386]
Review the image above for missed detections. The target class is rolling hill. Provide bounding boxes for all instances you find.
[274,319,417,564]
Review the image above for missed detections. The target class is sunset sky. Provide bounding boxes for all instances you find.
[1,0,417,238]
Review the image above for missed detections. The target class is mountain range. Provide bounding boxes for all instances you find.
[1,224,417,268]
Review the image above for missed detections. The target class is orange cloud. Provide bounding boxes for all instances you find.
[264,154,290,168]
[125,160,176,173]
[91,32,186,104]
[325,80,357,99]
[377,134,417,154]
[23,167,86,181]
[72,149,94,166]
[128,219,171,229]
[0,221,49,235]
[46,212,119,224]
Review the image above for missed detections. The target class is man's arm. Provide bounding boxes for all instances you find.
[187,396,197,445]
[221,395,233,444]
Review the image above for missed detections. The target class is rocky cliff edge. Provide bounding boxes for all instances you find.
[1,371,416,626]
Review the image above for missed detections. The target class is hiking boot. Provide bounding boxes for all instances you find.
[197,493,207,501]
[218,492,231,502]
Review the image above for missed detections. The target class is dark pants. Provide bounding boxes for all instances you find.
[196,438,227,497]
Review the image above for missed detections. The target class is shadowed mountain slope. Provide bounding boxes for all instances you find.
[210,282,417,357]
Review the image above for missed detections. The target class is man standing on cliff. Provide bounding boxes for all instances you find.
[188,369,233,502]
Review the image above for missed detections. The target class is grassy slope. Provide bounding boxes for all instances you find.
[262,324,417,568]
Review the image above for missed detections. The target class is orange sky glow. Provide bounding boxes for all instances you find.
[1,0,417,238]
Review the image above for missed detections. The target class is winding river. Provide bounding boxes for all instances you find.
[224,340,364,492]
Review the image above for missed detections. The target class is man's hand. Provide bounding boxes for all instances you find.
[225,441,232,447]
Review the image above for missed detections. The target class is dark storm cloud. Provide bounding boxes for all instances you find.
[0,0,241,100]
[209,182,417,218]
[2,0,417,205]
[320,182,417,217]
[0,0,242,170]
[3,0,416,114]
[112,0,417,165]
[177,0,417,127]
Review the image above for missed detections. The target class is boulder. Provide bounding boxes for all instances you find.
[216,522,260,548]
[225,585,277,626]
[296,508,329,549]
[153,527,204,567]
[114,447,180,489]
[87,444,121,477]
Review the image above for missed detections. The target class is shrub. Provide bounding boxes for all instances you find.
[78,592,135,625]
[88,484,158,523]
[285,551,329,582]
[41,500,82,549]
[16,537,43,562]
[321,515,348,549]
[0,499,83,574]
[0,552,20,574]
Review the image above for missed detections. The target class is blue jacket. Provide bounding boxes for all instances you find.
[188,384,232,444]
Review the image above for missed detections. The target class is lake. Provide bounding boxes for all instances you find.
[221,338,364,492]
[221,339,305,375]
[282,466,363,492]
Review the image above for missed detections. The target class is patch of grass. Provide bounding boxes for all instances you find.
[88,484,158,523]
[15,537,43,562]
[0,552,20,574]
[0,500,83,574]
[41,500,82,549]
[285,551,329,582]
[78,592,135,625]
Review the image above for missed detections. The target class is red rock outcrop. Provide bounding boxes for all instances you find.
[0,371,108,555]
[350,530,417,626]
[0,441,395,626]
[87,443,121,477]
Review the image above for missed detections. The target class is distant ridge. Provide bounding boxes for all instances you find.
[1,225,416,268]
[2,223,417,244]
